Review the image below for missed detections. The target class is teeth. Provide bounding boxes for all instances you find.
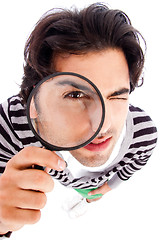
[91,137,112,145]
[91,140,106,145]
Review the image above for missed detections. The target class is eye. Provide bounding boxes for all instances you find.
[109,97,128,101]
[63,91,90,100]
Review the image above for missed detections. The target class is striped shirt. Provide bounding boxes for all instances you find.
[0,95,158,190]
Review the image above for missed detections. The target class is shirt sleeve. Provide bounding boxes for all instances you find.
[107,153,153,189]
[0,232,12,239]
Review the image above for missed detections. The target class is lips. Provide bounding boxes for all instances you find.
[84,137,112,152]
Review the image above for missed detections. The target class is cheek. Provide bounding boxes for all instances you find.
[110,101,129,128]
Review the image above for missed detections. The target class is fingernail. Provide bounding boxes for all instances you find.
[58,159,66,170]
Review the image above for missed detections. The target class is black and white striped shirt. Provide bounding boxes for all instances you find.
[0,95,158,190]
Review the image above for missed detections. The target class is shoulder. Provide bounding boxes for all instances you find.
[0,95,41,149]
[128,104,158,151]
[0,94,27,128]
[129,105,154,122]
[0,94,25,115]
[129,104,157,132]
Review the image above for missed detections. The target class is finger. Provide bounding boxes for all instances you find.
[87,196,102,203]
[8,146,66,171]
[17,169,54,193]
[88,183,111,196]
[9,189,47,210]
[1,207,41,226]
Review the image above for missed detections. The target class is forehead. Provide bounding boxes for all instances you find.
[54,49,130,93]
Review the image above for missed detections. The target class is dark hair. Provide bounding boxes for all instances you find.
[20,3,146,103]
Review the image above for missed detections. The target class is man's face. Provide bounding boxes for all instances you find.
[54,48,130,167]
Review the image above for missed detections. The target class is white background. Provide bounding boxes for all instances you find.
[0,0,159,239]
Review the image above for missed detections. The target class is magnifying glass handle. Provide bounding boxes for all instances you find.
[33,165,44,171]
[33,165,53,174]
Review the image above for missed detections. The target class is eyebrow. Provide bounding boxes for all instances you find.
[55,80,95,93]
[109,88,130,97]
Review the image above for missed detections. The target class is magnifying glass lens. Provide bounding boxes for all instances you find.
[27,73,105,151]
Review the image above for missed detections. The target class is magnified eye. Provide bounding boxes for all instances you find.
[64,91,90,100]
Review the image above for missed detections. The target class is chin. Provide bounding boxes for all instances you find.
[70,143,114,167]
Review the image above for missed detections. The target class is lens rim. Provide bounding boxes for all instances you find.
[26,72,105,151]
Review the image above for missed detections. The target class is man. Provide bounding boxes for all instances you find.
[0,3,157,237]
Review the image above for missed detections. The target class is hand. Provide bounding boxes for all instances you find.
[86,182,111,203]
[0,146,66,234]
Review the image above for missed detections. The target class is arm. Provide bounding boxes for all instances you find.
[86,156,151,203]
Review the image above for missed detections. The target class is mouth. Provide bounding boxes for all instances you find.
[84,136,112,152]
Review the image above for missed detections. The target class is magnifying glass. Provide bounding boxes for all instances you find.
[27,72,105,151]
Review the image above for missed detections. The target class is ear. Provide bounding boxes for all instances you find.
[29,98,38,118]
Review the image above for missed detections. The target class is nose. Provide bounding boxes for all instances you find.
[91,100,112,135]
[99,103,112,135]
